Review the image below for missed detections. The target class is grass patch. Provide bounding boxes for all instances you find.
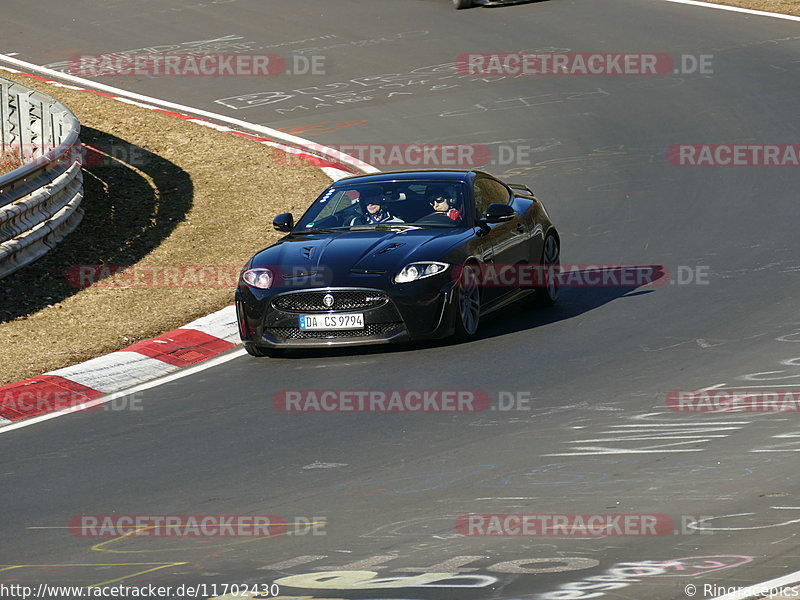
[0,71,332,386]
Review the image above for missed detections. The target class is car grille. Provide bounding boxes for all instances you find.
[265,322,403,340]
[272,290,389,312]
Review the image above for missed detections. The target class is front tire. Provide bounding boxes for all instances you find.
[454,263,481,340]
[453,0,473,8]
[534,234,560,307]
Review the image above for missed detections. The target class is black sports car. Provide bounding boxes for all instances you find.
[235,170,559,357]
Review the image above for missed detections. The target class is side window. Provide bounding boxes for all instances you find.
[473,178,511,218]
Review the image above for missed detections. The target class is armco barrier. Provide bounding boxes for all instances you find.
[0,76,83,279]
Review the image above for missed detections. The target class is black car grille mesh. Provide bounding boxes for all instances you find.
[266,322,403,340]
[272,290,388,312]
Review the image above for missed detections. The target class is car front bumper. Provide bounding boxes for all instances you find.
[236,277,458,349]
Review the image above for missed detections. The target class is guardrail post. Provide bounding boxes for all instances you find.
[0,76,84,280]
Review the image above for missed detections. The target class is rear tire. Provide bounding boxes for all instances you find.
[534,234,560,307]
[244,343,285,358]
[454,263,481,340]
[453,0,473,8]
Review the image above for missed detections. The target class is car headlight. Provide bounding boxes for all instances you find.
[394,262,449,284]
[242,268,274,289]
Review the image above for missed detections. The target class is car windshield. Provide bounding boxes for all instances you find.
[294,180,468,231]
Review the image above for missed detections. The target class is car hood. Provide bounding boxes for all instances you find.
[251,228,468,278]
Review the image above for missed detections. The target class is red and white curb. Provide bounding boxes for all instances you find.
[0,306,238,425]
[0,57,377,428]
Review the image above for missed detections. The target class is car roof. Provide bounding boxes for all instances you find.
[332,169,493,185]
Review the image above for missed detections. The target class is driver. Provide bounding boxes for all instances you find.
[351,187,402,225]
[426,187,462,222]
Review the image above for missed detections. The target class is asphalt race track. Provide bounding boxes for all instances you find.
[2,1,800,598]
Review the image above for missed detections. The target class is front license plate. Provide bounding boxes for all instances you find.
[299,313,365,330]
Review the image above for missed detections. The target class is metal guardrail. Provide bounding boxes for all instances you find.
[0,76,83,280]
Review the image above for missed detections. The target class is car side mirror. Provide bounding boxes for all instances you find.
[481,203,516,224]
[273,213,294,232]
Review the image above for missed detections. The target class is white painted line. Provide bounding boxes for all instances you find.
[609,423,747,427]
[543,449,705,455]
[476,497,539,500]
[0,349,246,435]
[45,82,85,91]
[0,53,379,174]
[114,97,162,110]
[659,0,800,21]
[700,383,727,391]
[301,462,349,469]
[631,412,671,419]
[574,436,729,442]
[185,118,232,132]
[710,569,800,599]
